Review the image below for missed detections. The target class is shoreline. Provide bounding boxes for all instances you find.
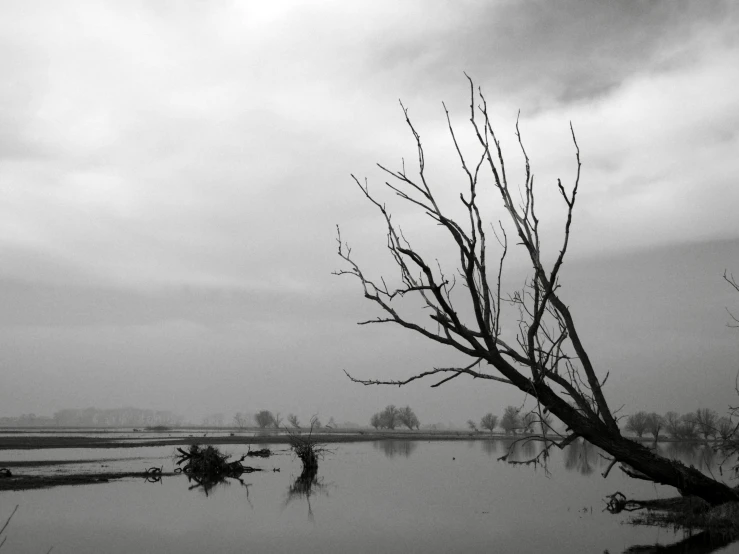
[0,431,511,450]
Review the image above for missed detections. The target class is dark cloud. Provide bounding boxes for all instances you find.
[372,0,737,108]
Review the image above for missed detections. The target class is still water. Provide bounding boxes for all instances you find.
[2,439,738,553]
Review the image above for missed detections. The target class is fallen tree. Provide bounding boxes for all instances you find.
[337,77,739,505]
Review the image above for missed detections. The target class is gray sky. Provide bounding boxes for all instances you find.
[1,0,738,425]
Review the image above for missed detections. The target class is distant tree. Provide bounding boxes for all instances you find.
[645,413,664,441]
[717,417,735,441]
[664,411,682,438]
[379,405,399,430]
[370,413,382,429]
[500,406,521,435]
[287,414,300,428]
[255,410,275,429]
[480,413,498,433]
[310,415,322,429]
[467,419,478,432]
[539,411,554,434]
[678,413,699,440]
[233,412,250,429]
[625,411,649,438]
[397,406,420,430]
[327,416,337,429]
[521,412,537,434]
[272,412,283,428]
[695,408,718,441]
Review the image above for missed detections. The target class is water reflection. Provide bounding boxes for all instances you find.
[661,442,718,474]
[615,529,736,553]
[372,440,418,458]
[480,440,497,456]
[500,439,537,463]
[284,467,328,522]
[184,473,253,497]
[557,439,731,479]
[563,439,600,476]
[7,438,739,553]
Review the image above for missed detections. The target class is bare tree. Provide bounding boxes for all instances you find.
[370,413,382,429]
[679,413,699,441]
[480,413,498,433]
[272,412,283,429]
[337,79,739,505]
[467,419,478,432]
[233,412,250,430]
[377,405,399,430]
[694,408,718,441]
[255,410,275,429]
[397,406,420,430]
[539,410,554,435]
[716,417,735,441]
[500,406,521,436]
[287,414,300,429]
[625,412,649,438]
[664,411,682,438]
[644,413,664,442]
[521,412,537,434]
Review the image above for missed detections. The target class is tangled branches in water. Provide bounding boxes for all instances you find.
[174,445,264,495]
[287,417,330,472]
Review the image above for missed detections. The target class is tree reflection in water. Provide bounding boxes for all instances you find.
[612,529,737,553]
[184,473,253,498]
[500,439,537,463]
[372,440,418,458]
[480,440,497,456]
[662,441,701,467]
[563,438,599,476]
[662,442,719,474]
[284,467,328,522]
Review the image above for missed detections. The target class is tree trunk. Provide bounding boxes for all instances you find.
[537,383,739,505]
[585,429,738,505]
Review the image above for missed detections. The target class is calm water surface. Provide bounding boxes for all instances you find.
[2,439,738,553]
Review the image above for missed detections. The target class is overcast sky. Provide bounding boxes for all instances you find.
[1,0,738,426]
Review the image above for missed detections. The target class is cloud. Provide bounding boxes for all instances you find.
[1,1,739,422]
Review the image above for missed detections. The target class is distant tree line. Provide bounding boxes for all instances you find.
[234,410,336,431]
[466,406,554,435]
[0,413,55,427]
[369,405,420,430]
[50,407,184,427]
[625,409,736,441]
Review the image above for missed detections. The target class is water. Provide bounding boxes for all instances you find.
[1,439,738,553]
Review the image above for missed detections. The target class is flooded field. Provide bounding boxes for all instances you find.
[2,438,738,553]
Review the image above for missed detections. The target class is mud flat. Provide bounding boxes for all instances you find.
[0,470,176,491]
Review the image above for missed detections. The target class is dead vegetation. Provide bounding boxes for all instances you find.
[246,447,272,458]
[606,491,739,539]
[287,417,330,472]
[175,445,263,477]
[174,445,268,495]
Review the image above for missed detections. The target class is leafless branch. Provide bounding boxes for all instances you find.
[336,77,739,505]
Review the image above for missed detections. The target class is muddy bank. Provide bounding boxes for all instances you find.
[0,471,176,491]
[2,457,150,468]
